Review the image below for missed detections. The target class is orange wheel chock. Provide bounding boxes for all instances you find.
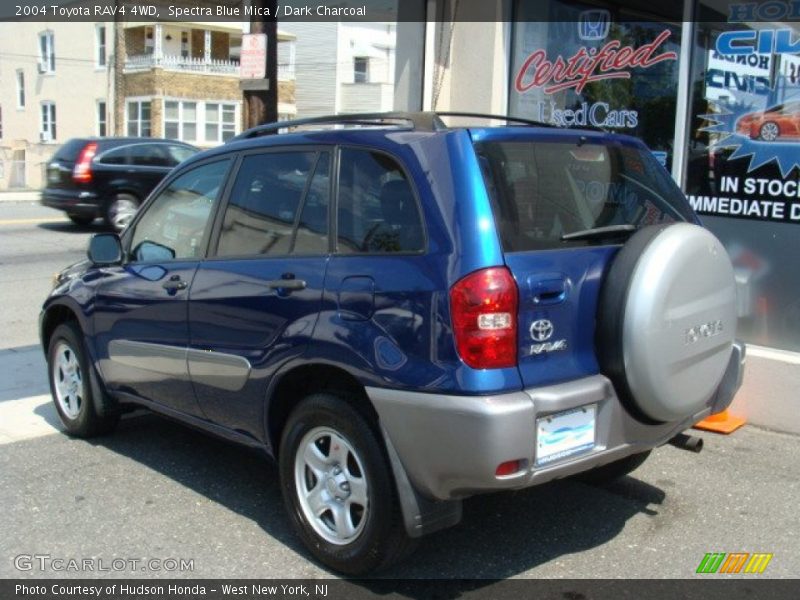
[693,409,746,434]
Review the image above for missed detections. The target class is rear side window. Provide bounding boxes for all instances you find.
[336,148,424,254]
[129,144,171,167]
[98,146,129,165]
[476,140,695,251]
[216,151,328,257]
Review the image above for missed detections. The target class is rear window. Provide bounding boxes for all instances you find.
[52,139,90,162]
[475,140,695,251]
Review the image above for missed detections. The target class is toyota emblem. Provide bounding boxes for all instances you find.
[530,319,554,342]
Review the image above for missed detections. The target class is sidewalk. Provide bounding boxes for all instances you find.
[0,190,41,202]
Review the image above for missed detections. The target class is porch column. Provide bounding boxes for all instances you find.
[154,23,163,64]
[204,30,211,64]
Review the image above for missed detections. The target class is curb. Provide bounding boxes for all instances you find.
[0,191,41,202]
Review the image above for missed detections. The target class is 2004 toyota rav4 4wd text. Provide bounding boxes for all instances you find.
[41,112,745,574]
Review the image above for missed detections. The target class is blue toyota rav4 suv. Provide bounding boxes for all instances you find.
[41,112,745,574]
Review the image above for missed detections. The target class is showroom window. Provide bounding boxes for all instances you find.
[127,100,151,137]
[683,6,800,352]
[509,2,681,169]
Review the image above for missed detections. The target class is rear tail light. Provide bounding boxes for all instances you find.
[72,142,98,183]
[450,266,518,369]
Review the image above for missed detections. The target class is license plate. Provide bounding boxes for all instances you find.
[536,404,596,466]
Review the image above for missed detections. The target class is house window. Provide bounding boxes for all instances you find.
[40,102,56,142]
[144,26,154,54]
[16,70,25,108]
[181,31,189,58]
[354,57,368,83]
[127,100,151,137]
[97,101,107,137]
[39,31,55,72]
[96,26,106,67]
[205,103,237,142]
[164,100,197,142]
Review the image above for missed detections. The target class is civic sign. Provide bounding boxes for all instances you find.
[241,33,267,79]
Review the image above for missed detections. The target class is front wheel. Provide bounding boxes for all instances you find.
[47,322,119,437]
[104,193,139,232]
[279,393,414,575]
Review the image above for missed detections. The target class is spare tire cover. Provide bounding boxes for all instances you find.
[596,223,737,423]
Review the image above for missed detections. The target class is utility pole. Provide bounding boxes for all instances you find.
[245,0,278,127]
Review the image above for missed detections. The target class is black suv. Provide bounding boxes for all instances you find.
[42,138,198,230]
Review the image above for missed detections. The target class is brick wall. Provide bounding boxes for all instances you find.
[123,69,241,101]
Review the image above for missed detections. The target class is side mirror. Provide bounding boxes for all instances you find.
[87,233,123,266]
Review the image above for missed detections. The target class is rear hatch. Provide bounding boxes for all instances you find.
[46,138,92,190]
[472,129,696,389]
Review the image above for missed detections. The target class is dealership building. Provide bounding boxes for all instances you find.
[393,0,800,432]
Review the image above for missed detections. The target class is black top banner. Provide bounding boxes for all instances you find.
[1,0,689,23]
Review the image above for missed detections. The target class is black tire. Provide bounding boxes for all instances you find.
[67,214,94,226]
[47,321,120,438]
[574,450,651,485]
[104,192,140,232]
[279,393,415,575]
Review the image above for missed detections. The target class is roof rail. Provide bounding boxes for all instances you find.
[435,112,557,128]
[230,111,447,142]
[229,110,575,143]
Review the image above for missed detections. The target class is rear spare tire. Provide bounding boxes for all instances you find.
[596,223,737,423]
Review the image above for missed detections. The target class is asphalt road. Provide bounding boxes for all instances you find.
[0,199,798,581]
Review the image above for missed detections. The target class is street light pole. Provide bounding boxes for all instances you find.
[245,0,278,127]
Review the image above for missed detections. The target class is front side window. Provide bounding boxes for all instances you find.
[336,148,424,254]
[40,102,56,141]
[39,31,55,72]
[130,160,230,262]
[217,151,327,257]
[127,100,151,137]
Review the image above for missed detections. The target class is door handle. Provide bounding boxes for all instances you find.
[162,275,188,292]
[265,279,307,291]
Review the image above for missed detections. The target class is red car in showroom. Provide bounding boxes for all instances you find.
[736,101,800,142]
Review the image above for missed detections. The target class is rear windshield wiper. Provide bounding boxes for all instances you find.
[561,224,636,241]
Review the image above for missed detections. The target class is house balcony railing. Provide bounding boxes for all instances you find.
[125,54,296,80]
[125,54,240,75]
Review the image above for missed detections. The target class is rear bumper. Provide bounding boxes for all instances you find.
[369,341,745,501]
[41,189,102,217]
